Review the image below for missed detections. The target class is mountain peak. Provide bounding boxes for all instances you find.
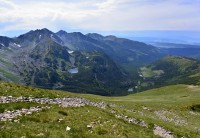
[56,30,68,35]
[70,32,84,36]
[18,28,53,38]
[86,33,104,41]
[0,36,13,47]
[35,28,53,34]
[56,31,84,38]
[105,35,117,40]
[40,28,49,31]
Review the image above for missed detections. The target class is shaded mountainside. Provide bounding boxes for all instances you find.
[154,42,200,60]
[86,33,162,67]
[2,28,200,95]
[13,39,130,96]
[138,55,200,91]
[1,29,145,95]
[56,31,163,70]
[0,36,14,48]
[160,48,200,60]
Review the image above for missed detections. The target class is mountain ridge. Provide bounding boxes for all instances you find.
[0,28,199,96]
[1,28,147,95]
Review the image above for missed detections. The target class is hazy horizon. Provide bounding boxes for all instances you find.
[1,29,199,45]
[0,0,200,37]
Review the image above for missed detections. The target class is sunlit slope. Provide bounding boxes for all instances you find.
[0,81,200,137]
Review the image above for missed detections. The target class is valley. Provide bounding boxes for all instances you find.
[1,29,200,96]
[0,28,162,95]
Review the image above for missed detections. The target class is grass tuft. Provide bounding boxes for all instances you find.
[58,110,68,116]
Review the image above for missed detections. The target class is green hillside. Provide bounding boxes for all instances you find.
[138,55,200,91]
[0,81,200,138]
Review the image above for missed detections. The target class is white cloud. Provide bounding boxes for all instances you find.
[0,0,199,36]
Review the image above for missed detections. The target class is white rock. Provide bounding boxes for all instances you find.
[87,125,93,129]
[66,126,71,131]
[36,133,44,136]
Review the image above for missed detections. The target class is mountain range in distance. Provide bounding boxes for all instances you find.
[0,28,200,96]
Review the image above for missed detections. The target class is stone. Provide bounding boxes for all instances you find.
[66,126,71,131]
[36,133,44,136]
[13,119,19,123]
[58,118,63,122]
[87,125,93,129]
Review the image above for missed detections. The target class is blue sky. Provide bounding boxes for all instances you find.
[0,0,200,37]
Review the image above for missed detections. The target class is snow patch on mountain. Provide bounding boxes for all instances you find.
[0,43,5,47]
[68,68,78,74]
[68,50,74,54]
[13,43,21,48]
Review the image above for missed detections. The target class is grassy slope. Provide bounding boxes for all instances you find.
[138,56,200,92]
[0,81,200,137]
[0,51,20,83]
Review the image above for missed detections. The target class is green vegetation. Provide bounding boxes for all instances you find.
[0,29,164,96]
[0,105,156,138]
[0,68,19,83]
[138,55,200,91]
[0,102,41,113]
[0,58,11,66]
[140,67,164,78]
[0,53,19,83]
[190,104,200,112]
[0,81,200,137]
[23,42,129,96]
